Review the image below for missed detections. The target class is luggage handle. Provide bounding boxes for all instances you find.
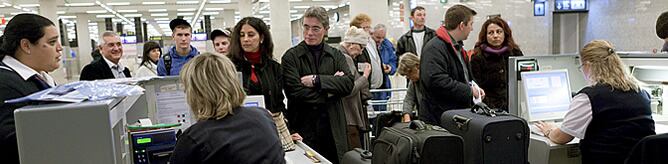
[353,148,372,159]
[471,102,509,117]
[452,115,470,131]
[409,120,427,130]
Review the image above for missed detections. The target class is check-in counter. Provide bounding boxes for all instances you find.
[285,141,332,164]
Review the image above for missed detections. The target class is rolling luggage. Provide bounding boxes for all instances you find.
[342,148,372,164]
[440,103,529,164]
[372,120,464,164]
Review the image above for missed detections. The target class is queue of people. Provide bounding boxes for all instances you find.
[1,5,667,164]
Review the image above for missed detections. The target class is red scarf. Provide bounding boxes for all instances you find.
[244,50,262,84]
[436,26,469,61]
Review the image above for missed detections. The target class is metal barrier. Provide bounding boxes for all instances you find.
[367,88,408,118]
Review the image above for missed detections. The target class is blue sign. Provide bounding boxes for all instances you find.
[534,1,546,16]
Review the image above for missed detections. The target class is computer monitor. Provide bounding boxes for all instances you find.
[243,95,266,108]
[521,69,572,122]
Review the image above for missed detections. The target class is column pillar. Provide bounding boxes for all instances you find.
[39,0,59,32]
[76,14,93,70]
[143,23,148,41]
[116,23,123,34]
[350,0,389,27]
[238,0,252,18]
[222,10,235,27]
[134,17,143,43]
[105,18,113,31]
[270,0,291,62]
[97,21,106,37]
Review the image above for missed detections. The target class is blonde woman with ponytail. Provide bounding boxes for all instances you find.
[536,40,655,164]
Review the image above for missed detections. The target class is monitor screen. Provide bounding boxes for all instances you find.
[121,36,137,44]
[192,33,207,41]
[521,69,572,122]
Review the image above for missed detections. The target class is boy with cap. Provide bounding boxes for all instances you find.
[157,18,200,76]
[210,28,231,56]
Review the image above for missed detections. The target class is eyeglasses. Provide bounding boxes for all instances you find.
[302,25,323,33]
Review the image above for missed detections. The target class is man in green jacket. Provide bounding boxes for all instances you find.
[281,6,354,163]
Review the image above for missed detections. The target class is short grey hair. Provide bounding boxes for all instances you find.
[98,31,119,46]
[303,6,329,29]
[373,24,387,33]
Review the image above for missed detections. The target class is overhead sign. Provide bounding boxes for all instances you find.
[554,0,588,13]
[534,1,546,16]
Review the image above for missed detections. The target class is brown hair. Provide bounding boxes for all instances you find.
[474,17,520,51]
[350,14,372,28]
[580,40,640,92]
[444,5,477,30]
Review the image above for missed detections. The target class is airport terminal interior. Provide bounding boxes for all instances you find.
[1,0,668,164]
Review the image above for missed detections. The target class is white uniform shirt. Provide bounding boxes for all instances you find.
[1,55,56,87]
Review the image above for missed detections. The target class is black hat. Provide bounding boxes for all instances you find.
[169,18,191,31]
[658,11,668,39]
[210,28,231,41]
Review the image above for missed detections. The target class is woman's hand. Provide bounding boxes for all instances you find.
[291,133,303,141]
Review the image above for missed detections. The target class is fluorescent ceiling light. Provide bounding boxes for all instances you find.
[154,18,170,21]
[294,6,310,9]
[59,16,77,19]
[107,2,130,6]
[177,8,196,11]
[290,10,298,13]
[312,0,329,1]
[86,10,108,14]
[57,11,65,14]
[234,11,240,14]
[124,14,142,17]
[209,0,231,4]
[65,3,95,7]
[96,15,115,18]
[2,2,11,6]
[177,13,194,16]
[205,8,224,11]
[149,9,167,12]
[117,10,137,13]
[151,13,168,17]
[202,12,219,15]
[289,0,302,1]
[142,2,165,5]
[176,1,199,4]
[0,5,5,8]
[18,4,39,7]
[259,10,270,14]
[291,14,301,17]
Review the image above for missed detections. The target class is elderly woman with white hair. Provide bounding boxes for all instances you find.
[336,26,372,150]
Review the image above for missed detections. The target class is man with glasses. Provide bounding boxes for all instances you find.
[80,31,131,80]
[282,6,354,163]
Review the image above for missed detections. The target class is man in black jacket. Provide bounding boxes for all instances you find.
[396,6,436,58]
[281,6,354,163]
[80,31,131,80]
[420,5,484,125]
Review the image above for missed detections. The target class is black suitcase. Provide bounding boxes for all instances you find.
[342,148,372,164]
[372,120,464,164]
[440,103,529,164]
[372,110,403,138]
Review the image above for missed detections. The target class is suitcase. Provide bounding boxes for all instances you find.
[440,103,529,164]
[372,120,464,164]
[342,148,372,164]
[372,110,403,138]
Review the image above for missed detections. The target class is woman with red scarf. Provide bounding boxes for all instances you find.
[470,17,524,111]
[229,17,293,150]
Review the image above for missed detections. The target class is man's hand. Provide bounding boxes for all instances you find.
[402,113,411,123]
[383,64,391,74]
[362,63,371,78]
[334,71,344,76]
[291,133,303,141]
[301,75,315,87]
[471,85,486,99]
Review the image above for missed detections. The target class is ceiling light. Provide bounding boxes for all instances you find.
[107,2,130,6]
[86,10,108,14]
[65,3,95,7]
[259,10,270,14]
[149,9,167,12]
[205,8,224,11]
[142,2,165,5]
[177,13,194,16]
[124,14,142,17]
[177,8,196,12]
[96,15,115,18]
[57,11,66,14]
[151,13,168,17]
[312,0,329,1]
[290,10,298,13]
[289,0,302,1]
[202,12,219,15]
[117,10,137,13]
[294,6,310,9]
[176,1,199,4]
[209,0,231,3]
[59,16,77,19]
[154,18,169,21]
[19,4,39,7]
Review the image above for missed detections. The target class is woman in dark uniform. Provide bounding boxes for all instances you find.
[0,13,63,164]
[536,40,655,164]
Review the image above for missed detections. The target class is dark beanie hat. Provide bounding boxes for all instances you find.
[658,11,668,39]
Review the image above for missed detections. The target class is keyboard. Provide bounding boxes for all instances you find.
[528,122,562,137]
